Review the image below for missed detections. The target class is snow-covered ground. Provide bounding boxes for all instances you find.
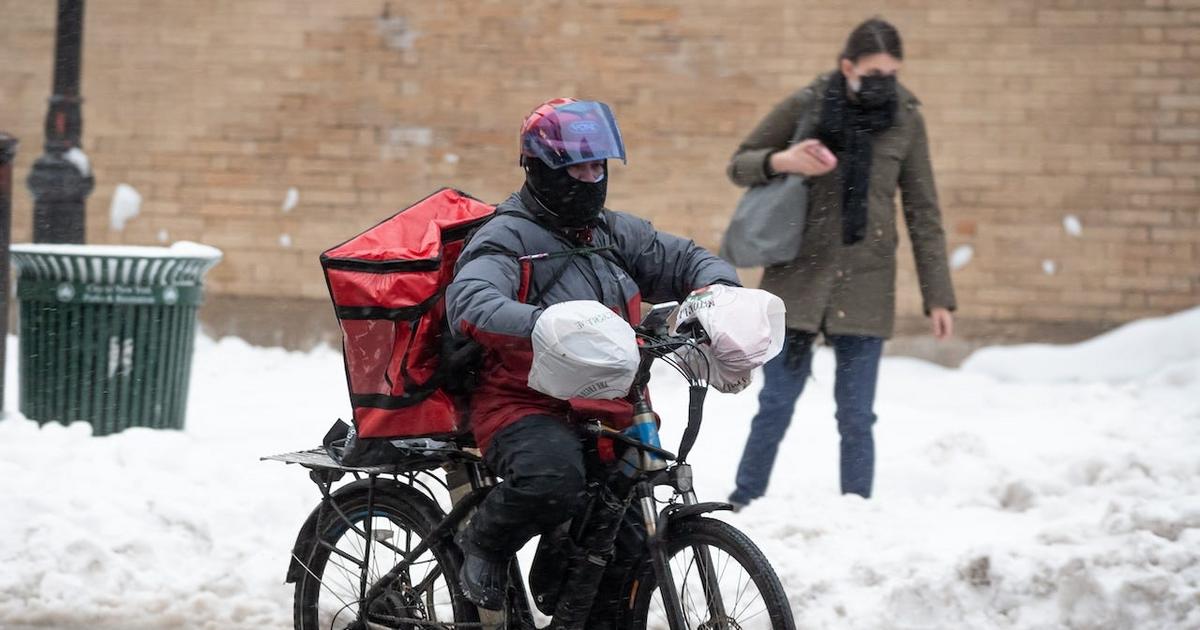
[1,308,1197,629]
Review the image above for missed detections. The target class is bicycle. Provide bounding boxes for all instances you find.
[265,302,795,630]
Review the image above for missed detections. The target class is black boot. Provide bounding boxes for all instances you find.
[455,529,508,610]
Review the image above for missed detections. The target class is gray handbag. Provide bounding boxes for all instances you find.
[720,112,815,268]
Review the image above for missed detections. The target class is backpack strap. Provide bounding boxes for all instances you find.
[487,203,633,307]
[591,212,634,274]
[519,244,619,306]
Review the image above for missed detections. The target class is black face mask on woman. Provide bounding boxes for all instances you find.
[856,74,898,109]
[523,158,608,229]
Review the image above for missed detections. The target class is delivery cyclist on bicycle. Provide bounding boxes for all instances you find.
[445,98,743,610]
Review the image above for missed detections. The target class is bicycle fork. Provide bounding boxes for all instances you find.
[679,467,730,628]
[649,465,732,630]
[643,479,688,630]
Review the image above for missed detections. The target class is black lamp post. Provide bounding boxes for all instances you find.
[27,0,93,244]
[0,133,17,413]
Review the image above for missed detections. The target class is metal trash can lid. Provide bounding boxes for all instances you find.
[10,241,222,260]
[9,241,223,286]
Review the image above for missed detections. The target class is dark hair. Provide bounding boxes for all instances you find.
[840,17,903,62]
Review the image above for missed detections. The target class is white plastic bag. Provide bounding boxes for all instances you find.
[671,285,786,392]
[528,300,640,400]
[673,343,756,393]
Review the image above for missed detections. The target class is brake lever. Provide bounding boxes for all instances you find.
[672,320,709,345]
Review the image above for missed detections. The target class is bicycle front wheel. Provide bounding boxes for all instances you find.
[293,487,478,630]
[627,517,794,630]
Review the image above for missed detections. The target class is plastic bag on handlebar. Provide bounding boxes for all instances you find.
[674,343,755,393]
[529,300,640,400]
[671,285,786,373]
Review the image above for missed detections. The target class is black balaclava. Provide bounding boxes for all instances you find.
[522,157,608,229]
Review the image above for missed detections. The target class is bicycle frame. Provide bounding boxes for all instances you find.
[275,311,737,630]
[282,425,730,629]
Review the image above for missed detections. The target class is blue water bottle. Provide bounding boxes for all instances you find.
[618,399,667,476]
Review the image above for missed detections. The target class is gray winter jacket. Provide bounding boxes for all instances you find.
[446,189,738,450]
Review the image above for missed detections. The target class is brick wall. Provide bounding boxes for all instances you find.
[1,0,1197,341]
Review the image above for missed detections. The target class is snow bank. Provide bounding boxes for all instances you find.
[673,340,1199,630]
[0,336,345,629]
[962,306,1200,384]
[0,309,1197,629]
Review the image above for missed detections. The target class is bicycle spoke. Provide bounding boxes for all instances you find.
[640,522,790,630]
[694,543,733,627]
[732,558,754,617]
[292,552,359,620]
[320,515,419,628]
[319,538,369,569]
[342,520,422,560]
[412,566,446,602]
[682,552,707,626]
[729,561,768,619]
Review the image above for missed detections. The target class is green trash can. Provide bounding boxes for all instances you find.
[10,243,222,435]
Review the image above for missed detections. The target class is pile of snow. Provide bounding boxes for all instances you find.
[963,307,1200,385]
[0,308,1197,629]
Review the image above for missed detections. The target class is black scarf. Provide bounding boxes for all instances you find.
[815,72,897,245]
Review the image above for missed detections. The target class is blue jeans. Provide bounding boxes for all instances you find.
[731,332,884,501]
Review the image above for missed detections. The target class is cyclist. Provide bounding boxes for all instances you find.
[445,98,740,610]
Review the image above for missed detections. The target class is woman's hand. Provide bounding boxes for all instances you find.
[930,307,954,341]
[769,139,838,177]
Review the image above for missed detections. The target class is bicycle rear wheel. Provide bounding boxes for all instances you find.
[626,517,794,630]
[293,486,478,630]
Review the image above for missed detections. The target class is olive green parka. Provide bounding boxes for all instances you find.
[728,72,956,338]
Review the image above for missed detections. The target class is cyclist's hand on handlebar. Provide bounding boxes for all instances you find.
[672,285,787,373]
[674,287,719,333]
[528,300,640,400]
[672,318,707,342]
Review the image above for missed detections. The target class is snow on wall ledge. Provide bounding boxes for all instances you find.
[0,308,1196,629]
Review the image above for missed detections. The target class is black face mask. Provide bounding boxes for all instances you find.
[523,158,608,229]
[856,74,897,110]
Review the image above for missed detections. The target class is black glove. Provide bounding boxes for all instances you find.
[783,329,817,370]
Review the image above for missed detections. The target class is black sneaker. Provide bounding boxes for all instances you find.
[454,530,508,610]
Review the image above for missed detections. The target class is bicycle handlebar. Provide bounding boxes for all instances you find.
[620,303,712,465]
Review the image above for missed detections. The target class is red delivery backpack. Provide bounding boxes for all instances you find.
[320,188,494,465]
